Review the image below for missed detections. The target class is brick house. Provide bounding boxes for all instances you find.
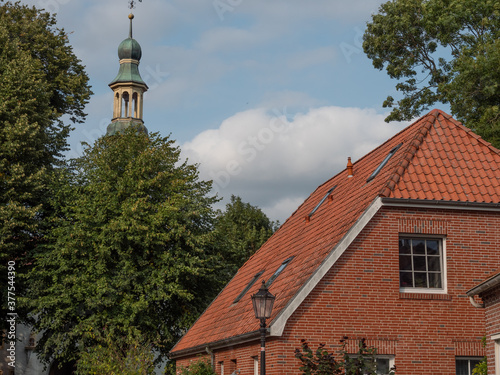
[467,271,500,375]
[169,110,500,375]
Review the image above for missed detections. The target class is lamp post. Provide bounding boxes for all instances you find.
[251,280,275,375]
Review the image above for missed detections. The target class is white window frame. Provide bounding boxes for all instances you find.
[253,356,259,375]
[399,236,447,294]
[219,361,224,375]
[492,333,500,375]
[348,354,395,374]
[456,356,483,375]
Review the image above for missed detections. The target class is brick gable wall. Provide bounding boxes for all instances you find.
[175,206,500,374]
[483,284,500,375]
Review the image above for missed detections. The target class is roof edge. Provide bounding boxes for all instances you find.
[467,272,500,297]
[269,196,384,337]
[381,198,500,211]
[169,330,261,359]
[379,111,436,197]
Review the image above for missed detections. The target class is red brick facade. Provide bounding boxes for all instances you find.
[484,284,500,375]
[469,276,500,375]
[177,206,499,374]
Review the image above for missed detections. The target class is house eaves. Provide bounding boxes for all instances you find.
[169,330,262,360]
[467,272,500,297]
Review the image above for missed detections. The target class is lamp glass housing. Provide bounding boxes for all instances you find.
[251,281,275,320]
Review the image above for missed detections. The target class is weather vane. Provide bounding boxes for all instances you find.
[128,0,142,9]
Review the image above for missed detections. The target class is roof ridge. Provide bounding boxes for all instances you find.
[379,111,437,197]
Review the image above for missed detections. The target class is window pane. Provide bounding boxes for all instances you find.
[399,239,411,254]
[400,272,413,287]
[470,359,481,370]
[375,358,390,374]
[455,360,468,375]
[426,240,439,255]
[428,273,442,288]
[414,272,427,288]
[413,239,426,254]
[413,256,427,271]
[427,256,441,272]
[399,255,412,270]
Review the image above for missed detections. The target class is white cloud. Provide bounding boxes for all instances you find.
[182,106,406,223]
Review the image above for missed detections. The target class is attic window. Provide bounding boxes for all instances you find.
[308,186,337,218]
[233,270,264,304]
[366,143,402,182]
[266,257,294,287]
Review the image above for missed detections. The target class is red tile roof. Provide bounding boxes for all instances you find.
[170,109,500,356]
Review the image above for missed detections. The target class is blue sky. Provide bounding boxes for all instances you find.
[20,0,418,222]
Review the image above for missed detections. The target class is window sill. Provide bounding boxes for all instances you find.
[399,292,452,301]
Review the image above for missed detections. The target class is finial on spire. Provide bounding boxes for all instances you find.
[128,13,134,38]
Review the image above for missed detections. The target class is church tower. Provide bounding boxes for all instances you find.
[106,13,148,135]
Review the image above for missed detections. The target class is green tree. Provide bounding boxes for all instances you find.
[213,195,278,282]
[23,130,219,367]
[0,0,91,333]
[363,0,500,148]
[75,328,157,375]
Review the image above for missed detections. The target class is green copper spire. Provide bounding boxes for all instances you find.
[107,13,148,136]
[109,14,147,86]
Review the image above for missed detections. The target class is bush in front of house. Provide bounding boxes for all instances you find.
[177,357,216,375]
[295,337,396,375]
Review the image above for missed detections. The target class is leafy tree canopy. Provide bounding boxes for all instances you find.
[0,0,91,332]
[363,0,500,148]
[23,130,220,366]
[213,195,278,282]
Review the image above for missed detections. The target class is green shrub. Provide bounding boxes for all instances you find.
[295,337,396,375]
[177,357,216,375]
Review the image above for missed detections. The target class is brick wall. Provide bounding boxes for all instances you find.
[175,206,500,374]
[483,284,500,375]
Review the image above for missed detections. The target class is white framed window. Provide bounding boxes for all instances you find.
[456,356,483,375]
[253,356,259,375]
[348,354,395,374]
[399,236,447,293]
[219,361,224,375]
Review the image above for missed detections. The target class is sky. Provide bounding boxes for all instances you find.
[19,0,417,223]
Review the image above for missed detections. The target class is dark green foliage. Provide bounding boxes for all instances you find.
[75,328,157,375]
[213,195,278,282]
[0,0,91,336]
[295,337,396,375]
[363,0,500,148]
[23,130,220,366]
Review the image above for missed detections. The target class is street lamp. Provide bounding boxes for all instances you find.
[251,280,275,375]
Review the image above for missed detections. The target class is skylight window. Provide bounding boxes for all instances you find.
[308,186,337,218]
[366,143,402,182]
[233,270,263,304]
[266,257,294,287]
